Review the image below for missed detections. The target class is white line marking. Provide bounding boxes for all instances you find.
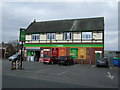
[58,70,70,75]
[92,65,95,68]
[109,67,112,69]
[107,72,115,80]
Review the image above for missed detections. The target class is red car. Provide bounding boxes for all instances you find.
[43,56,58,64]
[39,58,44,63]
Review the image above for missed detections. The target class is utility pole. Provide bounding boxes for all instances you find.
[20,42,23,70]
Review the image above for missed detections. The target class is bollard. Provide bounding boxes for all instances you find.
[11,61,16,70]
[17,60,21,69]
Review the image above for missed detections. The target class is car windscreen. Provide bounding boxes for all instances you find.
[11,54,18,57]
[44,57,50,58]
[97,58,106,61]
[59,56,66,59]
[52,56,57,59]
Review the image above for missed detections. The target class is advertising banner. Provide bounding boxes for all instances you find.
[70,48,78,59]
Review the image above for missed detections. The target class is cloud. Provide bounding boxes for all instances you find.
[2,2,118,50]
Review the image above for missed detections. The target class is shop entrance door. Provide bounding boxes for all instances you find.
[95,51,102,60]
[27,51,35,62]
[35,51,40,62]
[96,53,101,59]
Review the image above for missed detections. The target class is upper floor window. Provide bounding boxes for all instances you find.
[32,34,40,40]
[64,32,71,40]
[82,32,92,40]
[47,33,55,40]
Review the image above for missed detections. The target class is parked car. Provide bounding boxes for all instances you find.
[8,53,21,61]
[43,56,58,64]
[96,57,109,68]
[58,56,74,66]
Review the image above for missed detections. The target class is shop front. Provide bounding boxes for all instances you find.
[24,44,104,64]
[26,47,41,62]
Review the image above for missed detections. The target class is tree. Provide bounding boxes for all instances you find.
[8,40,20,52]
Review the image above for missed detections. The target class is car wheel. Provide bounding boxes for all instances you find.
[96,65,99,67]
[43,62,46,64]
[58,63,61,65]
[106,65,109,68]
[66,63,69,66]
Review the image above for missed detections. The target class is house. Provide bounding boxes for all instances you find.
[104,51,120,65]
[2,42,16,58]
[23,17,104,64]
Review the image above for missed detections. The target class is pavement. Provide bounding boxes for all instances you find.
[2,59,119,88]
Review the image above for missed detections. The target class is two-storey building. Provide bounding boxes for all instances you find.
[23,17,104,64]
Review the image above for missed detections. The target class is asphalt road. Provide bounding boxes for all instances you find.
[2,59,119,88]
[3,74,93,88]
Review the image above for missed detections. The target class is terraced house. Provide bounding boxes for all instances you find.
[23,17,104,64]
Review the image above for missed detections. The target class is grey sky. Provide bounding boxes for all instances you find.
[2,2,118,51]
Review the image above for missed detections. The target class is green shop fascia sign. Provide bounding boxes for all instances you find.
[24,44,104,47]
[19,28,26,42]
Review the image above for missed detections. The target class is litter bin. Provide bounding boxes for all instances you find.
[113,57,120,67]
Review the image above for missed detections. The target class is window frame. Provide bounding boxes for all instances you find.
[82,32,92,40]
[32,34,40,41]
[47,33,56,40]
[64,32,72,40]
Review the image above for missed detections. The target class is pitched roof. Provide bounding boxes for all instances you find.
[26,17,104,34]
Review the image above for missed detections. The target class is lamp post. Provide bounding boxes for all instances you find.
[19,28,26,70]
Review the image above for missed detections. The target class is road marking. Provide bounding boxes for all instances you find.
[58,70,70,75]
[109,67,112,69]
[92,65,95,68]
[107,72,115,80]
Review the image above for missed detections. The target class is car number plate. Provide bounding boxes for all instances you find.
[100,62,105,63]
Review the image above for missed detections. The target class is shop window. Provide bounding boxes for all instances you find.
[32,34,40,40]
[82,32,92,40]
[47,33,55,40]
[64,32,72,40]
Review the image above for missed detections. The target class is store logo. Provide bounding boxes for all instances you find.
[56,45,63,47]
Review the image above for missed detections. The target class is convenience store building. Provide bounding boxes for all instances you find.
[23,17,104,64]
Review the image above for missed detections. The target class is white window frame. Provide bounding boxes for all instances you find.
[64,32,72,40]
[32,34,40,40]
[82,32,92,40]
[47,33,55,40]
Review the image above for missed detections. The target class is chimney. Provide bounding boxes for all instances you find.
[33,19,36,22]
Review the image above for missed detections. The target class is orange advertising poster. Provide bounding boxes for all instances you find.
[58,48,66,57]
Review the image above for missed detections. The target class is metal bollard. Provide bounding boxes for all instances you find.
[17,60,21,69]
